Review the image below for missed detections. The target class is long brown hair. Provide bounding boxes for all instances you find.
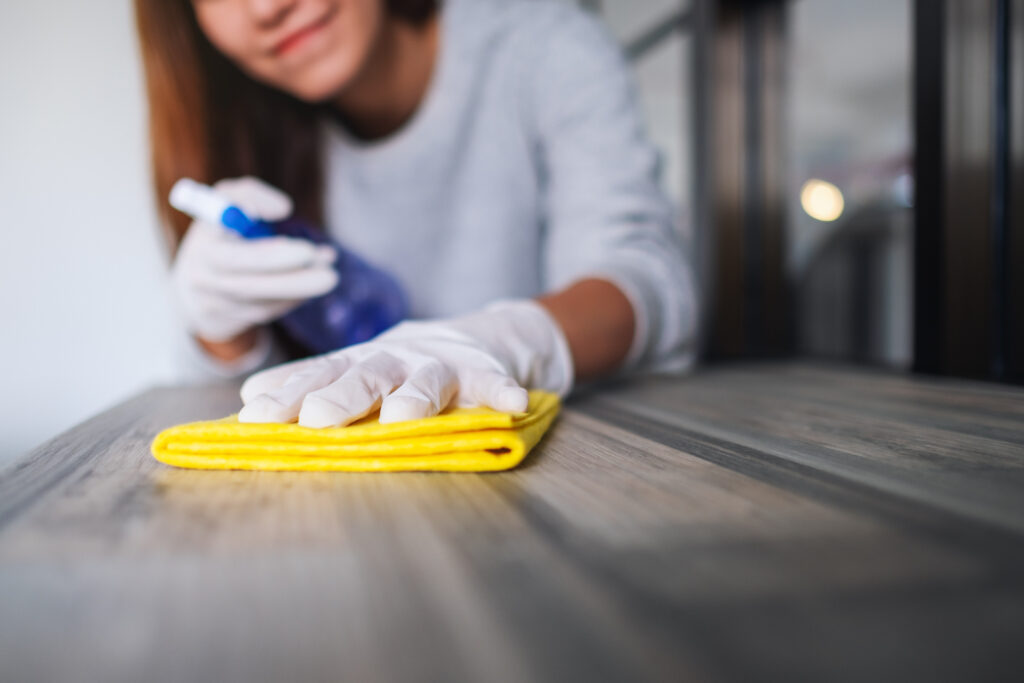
[134,0,437,257]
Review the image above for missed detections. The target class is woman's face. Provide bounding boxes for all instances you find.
[193,0,385,102]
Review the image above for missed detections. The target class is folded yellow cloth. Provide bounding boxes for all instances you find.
[151,390,559,472]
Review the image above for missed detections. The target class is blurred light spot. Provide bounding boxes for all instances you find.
[800,179,845,222]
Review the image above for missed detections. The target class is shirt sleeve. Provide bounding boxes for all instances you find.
[527,5,699,374]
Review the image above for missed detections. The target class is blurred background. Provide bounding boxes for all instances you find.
[1,0,1018,464]
[1,2,177,464]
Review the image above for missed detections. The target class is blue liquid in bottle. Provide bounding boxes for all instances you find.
[269,218,408,355]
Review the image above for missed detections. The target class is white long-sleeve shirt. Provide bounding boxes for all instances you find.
[176,0,698,385]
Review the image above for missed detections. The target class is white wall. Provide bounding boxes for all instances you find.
[0,1,178,464]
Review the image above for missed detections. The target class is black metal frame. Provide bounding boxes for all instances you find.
[694,0,789,360]
[914,0,1022,381]
[912,0,946,375]
[1008,0,1024,382]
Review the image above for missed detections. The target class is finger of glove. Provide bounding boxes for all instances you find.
[378,360,458,424]
[198,298,303,335]
[202,234,335,274]
[196,266,338,301]
[238,356,350,423]
[240,355,325,404]
[298,352,407,428]
[181,276,299,321]
[186,304,257,343]
[458,370,529,413]
[213,176,293,222]
[188,317,253,344]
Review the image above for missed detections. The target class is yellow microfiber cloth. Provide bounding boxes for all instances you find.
[151,390,560,472]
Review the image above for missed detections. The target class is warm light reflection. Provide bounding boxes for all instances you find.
[800,179,845,222]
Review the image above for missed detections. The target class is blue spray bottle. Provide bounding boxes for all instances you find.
[170,178,408,355]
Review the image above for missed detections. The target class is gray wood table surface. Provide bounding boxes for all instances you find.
[2,362,1023,682]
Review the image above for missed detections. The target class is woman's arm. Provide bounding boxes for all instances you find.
[538,278,634,381]
[200,277,636,381]
[173,323,290,384]
[529,5,698,376]
[196,329,261,362]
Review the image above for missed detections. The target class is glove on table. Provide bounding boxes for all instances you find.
[238,298,575,428]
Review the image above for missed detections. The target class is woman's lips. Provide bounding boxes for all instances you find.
[272,7,338,57]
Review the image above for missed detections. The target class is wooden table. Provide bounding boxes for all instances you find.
[2,363,1023,682]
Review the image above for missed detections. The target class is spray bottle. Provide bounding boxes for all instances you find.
[169,178,408,355]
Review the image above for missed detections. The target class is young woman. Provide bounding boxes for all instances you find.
[135,0,697,427]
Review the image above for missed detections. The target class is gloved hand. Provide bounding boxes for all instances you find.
[237,299,575,427]
[171,176,339,343]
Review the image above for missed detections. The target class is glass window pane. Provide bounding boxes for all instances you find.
[788,0,914,367]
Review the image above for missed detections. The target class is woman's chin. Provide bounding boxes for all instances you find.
[288,81,344,104]
[278,59,361,104]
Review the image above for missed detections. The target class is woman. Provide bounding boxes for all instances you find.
[135,0,697,427]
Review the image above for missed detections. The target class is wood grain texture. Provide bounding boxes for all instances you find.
[1,363,1023,682]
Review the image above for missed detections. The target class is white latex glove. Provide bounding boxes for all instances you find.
[238,299,575,427]
[171,176,339,342]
